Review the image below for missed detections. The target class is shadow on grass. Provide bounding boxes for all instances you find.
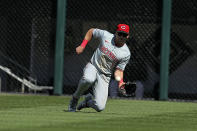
[63,109,122,115]
[63,109,97,113]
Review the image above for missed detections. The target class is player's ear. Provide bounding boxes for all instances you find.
[126,34,129,39]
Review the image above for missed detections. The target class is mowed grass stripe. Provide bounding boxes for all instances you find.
[1,109,196,131]
[0,94,197,131]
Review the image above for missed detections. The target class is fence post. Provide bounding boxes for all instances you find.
[159,0,172,100]
[54,0,66,95]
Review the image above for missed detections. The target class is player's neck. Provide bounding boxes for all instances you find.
[115,42,124,47]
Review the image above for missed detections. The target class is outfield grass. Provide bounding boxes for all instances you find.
[0,94,197,131]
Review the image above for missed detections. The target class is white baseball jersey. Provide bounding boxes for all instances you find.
[90,28,131,82]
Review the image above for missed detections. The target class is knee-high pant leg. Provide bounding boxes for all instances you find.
[87,74,109,112]
[73,63,97,99]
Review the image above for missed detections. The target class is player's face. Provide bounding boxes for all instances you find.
[115,32,129,45]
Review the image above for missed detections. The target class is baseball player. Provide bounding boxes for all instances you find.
[68,24,131,112]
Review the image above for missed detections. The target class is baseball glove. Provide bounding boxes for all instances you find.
[118,81,136,97]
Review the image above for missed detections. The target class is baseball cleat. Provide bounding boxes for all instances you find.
[77,94,92,110]
[68,96,79,112]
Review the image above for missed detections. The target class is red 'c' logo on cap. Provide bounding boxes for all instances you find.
[121,26,126,29]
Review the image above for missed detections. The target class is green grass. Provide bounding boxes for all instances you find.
[0,94,197,131]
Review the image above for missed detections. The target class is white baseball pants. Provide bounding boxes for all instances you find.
[73,62,109,111]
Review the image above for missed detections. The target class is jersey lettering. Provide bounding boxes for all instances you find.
[100,46,117,61]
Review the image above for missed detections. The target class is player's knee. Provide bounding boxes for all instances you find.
[87,100,105,112]
[83,76,95,84]
[96,107,105,112]
[96,104,105,112]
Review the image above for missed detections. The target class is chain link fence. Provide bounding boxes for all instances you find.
[0,0,56,92]
[169,0,197,99]
[0,0,196,100]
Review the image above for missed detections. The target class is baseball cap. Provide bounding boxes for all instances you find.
[116,24,130,34]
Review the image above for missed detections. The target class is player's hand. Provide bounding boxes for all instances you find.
[118,83,127,97]
[118,81,125,89]
[76,46,85,54]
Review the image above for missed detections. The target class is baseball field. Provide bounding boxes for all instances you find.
[0,94,197,131]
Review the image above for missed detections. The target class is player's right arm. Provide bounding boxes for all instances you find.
[76,28,95,54]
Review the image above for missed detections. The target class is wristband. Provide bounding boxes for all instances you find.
[119,79,124,88]
[80,39,88,48]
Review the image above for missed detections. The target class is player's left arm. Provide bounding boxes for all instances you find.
[114,68,128,97]
[114,68,125,88]
[114,55,130,88]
